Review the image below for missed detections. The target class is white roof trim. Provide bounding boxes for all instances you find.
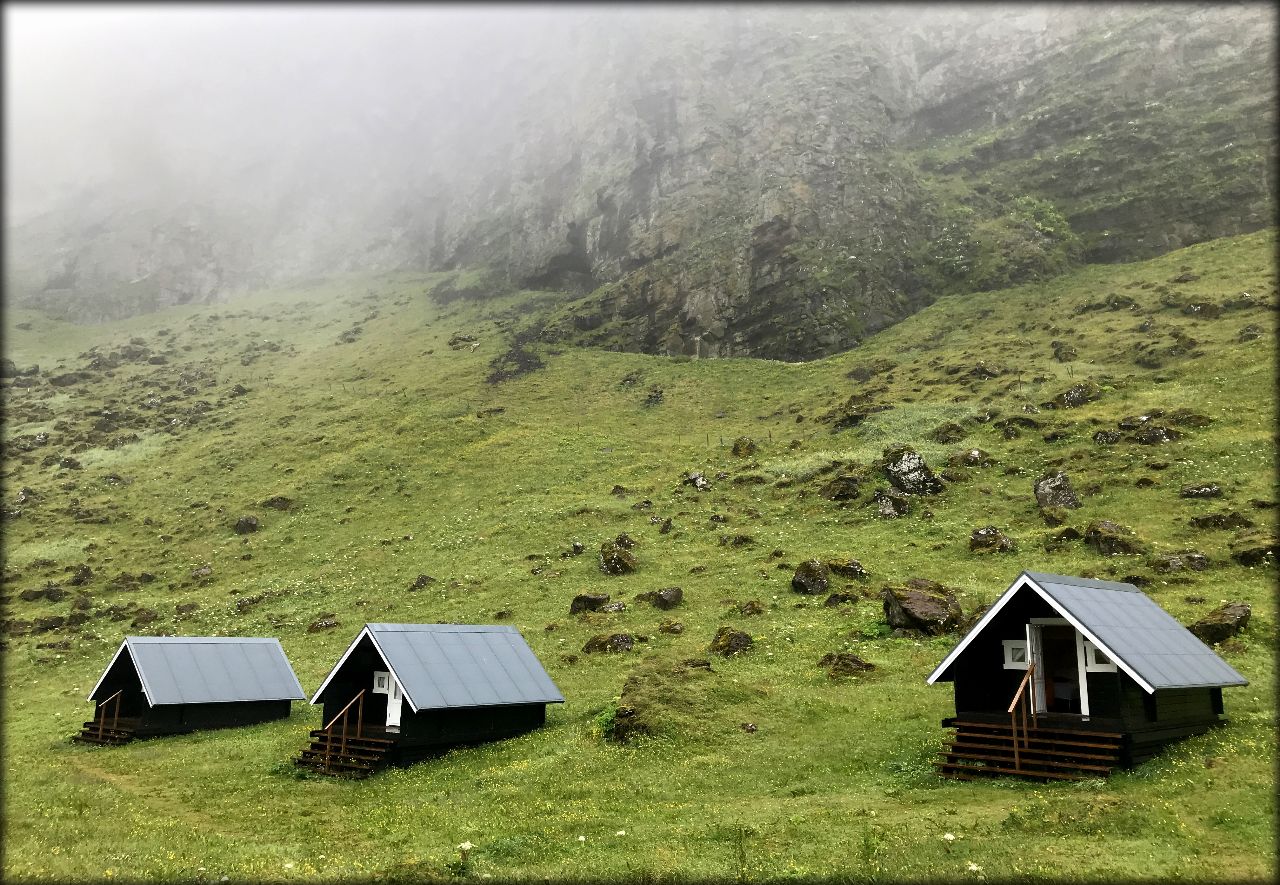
[925,573,1157,694]
[308,625,417,712]
[87,638,154,706]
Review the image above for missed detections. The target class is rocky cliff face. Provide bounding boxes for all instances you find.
[7,5,1275,359]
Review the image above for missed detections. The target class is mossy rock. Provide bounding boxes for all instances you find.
[708,626,753,656]
[599,542,638,575]
[1083,520,1149,556]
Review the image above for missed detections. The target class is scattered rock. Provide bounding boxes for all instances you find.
[708,626,753,656]
[1052,380,1102,409]
[190,565,213,580]
[614,533,638,550]
[946,449,993,468]
[1034,472,1081,510]
[791,560,830,595]
[1093,430,1124,445]
[881,579,962,635]
[1150,552,1210,573]
[67,564,93,586]
[570,593,612,614]
[130,608,160,628]
[929,422,967,444]
[59,457,83,471]
[635,586,683,610]
[657,518,673,534]
[682,471,711,492]
[1167,409,1213,428]
[873,488,911,519]
[881,446,944,495]
[175,602,199,616]
[1052,341,1078,362]
[970,526,1016,554]
[642,387,664,407]
[818,475,862,501]
[658,619,684,635]
[731,437,757,457]
[260,496,295,511]
[599,542,638,575]
[601,602,627,613]
[1180,483,1222,499]
[1228,529,1277,566]
[1132,426,1181,445]
[826,558,868,580]
[1189,511,1255,530]
[409,574,437,590]
[823,592,858,607]
[1187,603,1251,645]
[233,515,261,534]
[308,614,339,633]
[737,599,766,616]
[1238,323,1263,342]
[1084,520,1149,556]
[819,652,876,677]
[582,633,634,654]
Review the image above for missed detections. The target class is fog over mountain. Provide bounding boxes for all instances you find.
[5,4,1274,358]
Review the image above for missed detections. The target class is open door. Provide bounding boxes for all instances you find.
[385,679,402,728]
[1026,623,1047,713]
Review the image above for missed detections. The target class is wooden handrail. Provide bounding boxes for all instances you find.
[97,690,123,741]
[1008,663,1036,773]
[322,689,366,774]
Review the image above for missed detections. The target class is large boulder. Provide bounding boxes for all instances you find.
[881,446,944,495]
[1034,472,1081,510]
[599,542,638,575]
[1084,520,1149,555]
[635,586,683,610]
[791,560,830,594]
[708,626,753,656]
[881,579,963,635]
[1187,603,1251,645]
[570,593,611,614]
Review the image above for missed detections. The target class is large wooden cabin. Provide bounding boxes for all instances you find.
[297,623,564,777]
[927,571,1248,780]
[75,636,306,745]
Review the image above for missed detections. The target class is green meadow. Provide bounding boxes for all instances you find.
[2,230,1276,882]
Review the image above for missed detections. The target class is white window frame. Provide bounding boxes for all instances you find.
[1002,639,1029,670]
[372,670,391,694]
[1082,639,1118,673]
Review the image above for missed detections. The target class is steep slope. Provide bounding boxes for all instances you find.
[2,230,1275,881]
[7,5,1275,362]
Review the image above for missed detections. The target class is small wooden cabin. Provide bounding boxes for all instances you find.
[76,636,306,745]
[927,571,1247,780]
[297,623,564,777]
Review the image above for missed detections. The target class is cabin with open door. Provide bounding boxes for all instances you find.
[926,571,1247,780]
[297,623,564,777]
[74,636,306,745]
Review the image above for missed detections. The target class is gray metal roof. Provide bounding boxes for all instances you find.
[313,624,564,712]
[1024,572,1248,691]
[928,572,1248,692]
[90,636,306,705]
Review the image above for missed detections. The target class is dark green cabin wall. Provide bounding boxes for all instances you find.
[135,700,292,736]
[949,589,1056,715]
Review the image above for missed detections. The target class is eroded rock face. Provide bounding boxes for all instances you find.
[881,579,962,635]
[1034,472,1081,510]
[1187,603,1251,644]
[791,560,830,594]
[881,446,944,495]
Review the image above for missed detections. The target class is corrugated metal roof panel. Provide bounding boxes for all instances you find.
[1026,573,1248,690]
[112,636,306,705]
[366,624,564,711]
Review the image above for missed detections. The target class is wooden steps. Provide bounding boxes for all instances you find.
[294,730,395,778]
[73,717,140,746]
[936,720,1123,781]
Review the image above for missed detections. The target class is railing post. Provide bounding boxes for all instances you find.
[357,693,364,739]
[112,692,120,735]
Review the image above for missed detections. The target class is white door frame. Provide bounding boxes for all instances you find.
[1028,618,1090,717]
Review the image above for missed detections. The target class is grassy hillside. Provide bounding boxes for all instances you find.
[1,230,1276,882]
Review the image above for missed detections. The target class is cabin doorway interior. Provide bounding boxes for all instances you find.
[1028,619,1087,716]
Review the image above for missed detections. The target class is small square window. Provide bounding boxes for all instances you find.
[1003,639,1029,670]
[1083,640,1117,672]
